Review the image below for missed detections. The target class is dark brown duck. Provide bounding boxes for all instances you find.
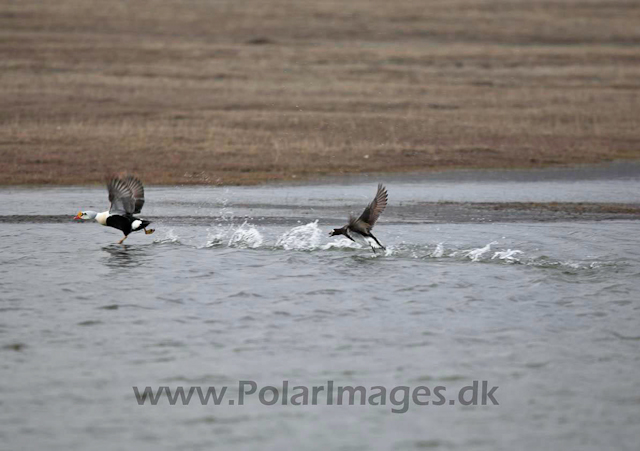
[330,184,388,251]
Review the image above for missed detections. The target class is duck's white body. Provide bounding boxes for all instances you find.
[96,211,110,226]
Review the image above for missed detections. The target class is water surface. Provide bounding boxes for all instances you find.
[1,168,639,450]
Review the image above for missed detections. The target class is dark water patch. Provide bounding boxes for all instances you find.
[152,340,187,348]
[184,414,253,425]
[272,311,292,317]
[0,307,33,312]
[0,215,77,224]
[435,375,467,382]
[2,202,639,228]
[305,289,345,295]
[524,361,550,369]
[157,296,185,304]
[228,291,264,299]
[2,343,26,351]
[404,340,431,348]
[77,320,102,327]
[608,300,633,307]
[99,304,156,311]
[611,331,640,341]
[407,439,449,449]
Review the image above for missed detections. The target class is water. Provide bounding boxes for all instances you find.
[1,166,640,450]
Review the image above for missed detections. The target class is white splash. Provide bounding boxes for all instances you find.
[492,249,523,263]
[276,221,322,250]
[219,203,234,222]
[463,241,498,262]
[205,230,227,248]
[322,237,362,250]
[228,222,263,249]
[430,242,445,258]
[363,236,386,251]
[210,188,234,222]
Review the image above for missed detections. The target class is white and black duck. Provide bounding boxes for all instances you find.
[330,183,388,252]
[74,175,155,244]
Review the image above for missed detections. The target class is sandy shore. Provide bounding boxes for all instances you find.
[1,0,640,185]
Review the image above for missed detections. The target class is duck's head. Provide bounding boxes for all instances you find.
[329,226,347,237]
[74,211,97,220]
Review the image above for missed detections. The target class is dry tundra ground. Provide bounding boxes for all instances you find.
[1,0,640,185]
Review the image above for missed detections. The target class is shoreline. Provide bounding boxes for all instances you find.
[2,160,640,188]
[3,201,639,225]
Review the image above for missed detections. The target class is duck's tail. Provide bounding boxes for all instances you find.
[133,219,152,232]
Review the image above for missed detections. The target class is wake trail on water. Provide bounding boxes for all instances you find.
[150,221,621,271]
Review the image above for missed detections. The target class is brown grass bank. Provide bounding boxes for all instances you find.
[1,0,640,185]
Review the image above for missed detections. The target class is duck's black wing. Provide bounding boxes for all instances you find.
[122,175,145,214]
[354,184,388,229]
[107,177,136,216]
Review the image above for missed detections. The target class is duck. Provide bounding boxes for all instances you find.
[74,175,155,244]
[330,184,388,252]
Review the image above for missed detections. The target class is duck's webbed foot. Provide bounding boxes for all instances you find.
[117,235,129,245]
[144,228,155,235]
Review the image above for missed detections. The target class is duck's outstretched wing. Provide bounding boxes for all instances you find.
[107,177,136,215]
[123,175,145,214]
[356,184,388,228]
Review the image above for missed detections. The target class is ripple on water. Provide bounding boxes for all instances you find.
[153,229,181,244]
[305,289,345,295]
[227,291,264,299]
